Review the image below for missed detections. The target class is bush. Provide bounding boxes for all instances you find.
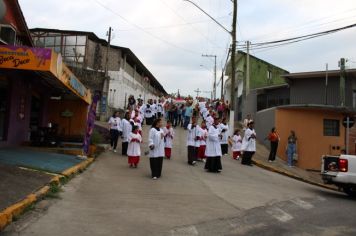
[91,130,104,145]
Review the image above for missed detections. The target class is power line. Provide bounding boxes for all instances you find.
[92,0,202,55]
[237,22,356,51]
[158,0,224,51]
[248,7,356,42]
[115,15,230,32]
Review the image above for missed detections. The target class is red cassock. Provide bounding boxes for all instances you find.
[128,156,140,165]
[198,145,206,159]
[165,148,172,159]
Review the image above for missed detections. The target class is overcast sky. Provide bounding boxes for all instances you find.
[19,0,356,97]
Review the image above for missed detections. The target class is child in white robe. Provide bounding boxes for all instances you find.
[231,129,242,160]
[187,116,199,165]
[127,125,142,168]
[219,117,229,156]
[163,120,174,159]
[197,121,208,162]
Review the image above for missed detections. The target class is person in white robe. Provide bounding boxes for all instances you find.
[204,118,223,173]
[163,120,174,159]
[219,118,229,156]
[127,125,142,168]
[148,118,165,179]
[197,120,208,162]
[241,121,257,166]
[121,112,132,156]
[231,129,242,160]
[187,116,199,165]
[205,111,214,130]
[143,99,155,125]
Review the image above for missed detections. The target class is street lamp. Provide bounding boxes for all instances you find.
[202,54,217,100]
[183,0,237,131]
[200,65,215,97]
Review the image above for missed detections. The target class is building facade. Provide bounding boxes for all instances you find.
[0,0,91,146]
[224,50,289,120]
[30,28,166,115]
[255,69,356,170]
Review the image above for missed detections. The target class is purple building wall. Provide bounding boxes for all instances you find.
[6,76,32,146]
[0,74,50,147]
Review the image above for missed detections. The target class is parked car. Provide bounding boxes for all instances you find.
[321,154,356,197]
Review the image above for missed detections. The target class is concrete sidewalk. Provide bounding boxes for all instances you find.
[252,143,338,191]
[0,149,95,231]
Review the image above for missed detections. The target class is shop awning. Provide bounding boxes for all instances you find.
[0,45,91,104]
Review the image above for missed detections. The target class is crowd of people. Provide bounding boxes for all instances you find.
[107,95,297,180]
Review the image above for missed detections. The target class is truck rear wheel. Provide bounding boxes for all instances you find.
[343,186,356,197]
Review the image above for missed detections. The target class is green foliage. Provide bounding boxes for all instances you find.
[90,130,103,145]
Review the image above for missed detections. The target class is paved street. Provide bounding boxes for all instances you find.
[3,126,356,236]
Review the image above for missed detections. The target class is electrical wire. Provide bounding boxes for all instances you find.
[115,15,230,32]
[158,0,224,51]
[92,0,202,55]
[237,22,356,51]
[248,7,356,42]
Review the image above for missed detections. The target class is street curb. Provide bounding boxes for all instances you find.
[61,158,95,177]
[0,176,57,231]
[0,158,95,231]
[252,159,338,192]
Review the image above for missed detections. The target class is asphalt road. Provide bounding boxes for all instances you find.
[3,125,356,236]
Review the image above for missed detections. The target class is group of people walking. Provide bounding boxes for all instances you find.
[107,96,298,180]
[107,98,174,179]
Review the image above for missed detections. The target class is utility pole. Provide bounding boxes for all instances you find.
[101,26,113,121]
[339,58,346,107]
[246,41,250,98]
[325,63,328,105]
[202,54,217,100]
[221,71,224,100]
[105,26,113,77]
[230,0,238,129]
[183,0,238,129]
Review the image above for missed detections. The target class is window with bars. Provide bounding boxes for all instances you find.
[323,119,340,136]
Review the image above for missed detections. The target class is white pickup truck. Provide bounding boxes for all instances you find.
[321,155,356,197]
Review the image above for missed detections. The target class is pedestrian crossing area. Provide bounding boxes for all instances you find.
[166,197,319,236]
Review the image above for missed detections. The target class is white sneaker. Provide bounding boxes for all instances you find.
[152,177,158,180]
[113,150,117,153]
[202,159,206,163]
[192,161,196,165]
[268,160,272,163]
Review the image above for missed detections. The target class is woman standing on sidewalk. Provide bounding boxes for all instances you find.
[286,130,298,167]
[267,127,280,162]
[108,111,122,153]
[148,118,165,179]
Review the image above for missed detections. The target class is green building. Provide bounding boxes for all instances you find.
[225,50,289,120]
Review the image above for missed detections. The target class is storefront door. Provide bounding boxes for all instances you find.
[30,95,41,131]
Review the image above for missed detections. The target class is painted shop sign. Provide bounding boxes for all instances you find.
[0,45,91,104]
[61,66,87,98]
[0,46,52,71]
